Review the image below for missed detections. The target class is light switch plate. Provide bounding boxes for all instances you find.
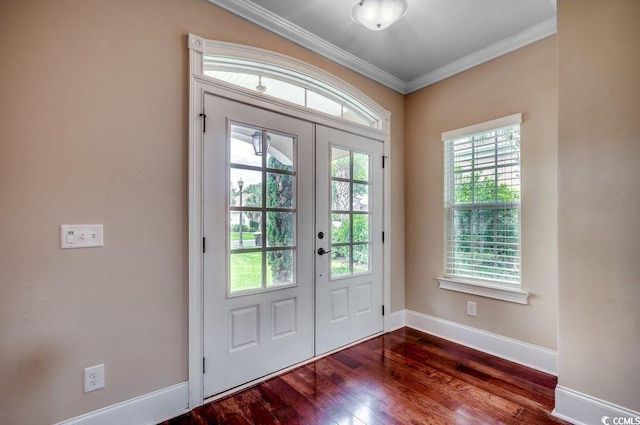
[61,224,104,249]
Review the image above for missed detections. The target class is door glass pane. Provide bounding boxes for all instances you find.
[230,211,261,250]
[230,124,262,167]
[230,169,262,208]
[331,148,350,178]
[332,181,350,211]
[329,145,373,278]
[267,133,295,172]
[352,214,369,243]
[230,252,262,292]
[267,250,295,286]
[229,122,297,294]
[353,244,370,273]
[331,246,350,277]
[267,173,294,208]
[353,152,369,182]
[353,183,369,212]
[331,214,351,244]
[266,212,294,247]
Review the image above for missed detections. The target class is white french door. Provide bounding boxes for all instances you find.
[203,95,314,397]
[315,125,384,355]
[202,96,384,397]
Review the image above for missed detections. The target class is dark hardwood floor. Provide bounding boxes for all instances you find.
[163,328,568,424]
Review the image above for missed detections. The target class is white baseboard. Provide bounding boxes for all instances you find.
[403,309,558,375]
[55,382,188,425]
[385,309,406,332]
[553,386,640,425]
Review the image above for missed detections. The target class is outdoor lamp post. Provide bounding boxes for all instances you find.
[238,178,244,249]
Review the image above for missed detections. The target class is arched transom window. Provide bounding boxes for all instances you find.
[191,38,386,131]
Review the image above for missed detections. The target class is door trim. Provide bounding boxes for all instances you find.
[188,36,392,410]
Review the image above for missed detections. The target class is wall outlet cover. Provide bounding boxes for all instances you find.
[84,364,105,393]
[467,301,477,317]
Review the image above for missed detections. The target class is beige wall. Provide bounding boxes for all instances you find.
[557,0,640,410]
[404,36,558,349]
[0,0,405,423]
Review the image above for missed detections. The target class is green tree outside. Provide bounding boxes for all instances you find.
[266,157,294,284]
[451,169,520,281]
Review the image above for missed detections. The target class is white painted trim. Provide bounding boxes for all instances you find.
[406,18,556,93]
[386,309,406,332]
[405,310,558,375]
[553,386,640,425]
[437,276,529,305]
[188,44,205,410]
[382,110,392,333]
[441,113,522,141]
[54,382,188,425]
[205,0,406,93]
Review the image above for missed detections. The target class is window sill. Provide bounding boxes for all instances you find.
[437,276,529,305]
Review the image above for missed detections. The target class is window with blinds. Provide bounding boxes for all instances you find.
[443,115,521,285]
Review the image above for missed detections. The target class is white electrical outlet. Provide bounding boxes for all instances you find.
[467,301,477,317]
[84,364,105,393]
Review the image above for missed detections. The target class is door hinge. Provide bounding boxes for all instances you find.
[199,113,207,133]
[382,231,385,243]
[382,155,387,168]
[203,357,206,374]
[382,305,385,316]
[203,237,206,253]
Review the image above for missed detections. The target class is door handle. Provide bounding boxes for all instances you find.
[317,247,331,256]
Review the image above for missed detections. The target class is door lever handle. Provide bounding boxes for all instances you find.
[317,247,331,255]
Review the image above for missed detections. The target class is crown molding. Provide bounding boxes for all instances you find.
[206,0,407,93]
[405,17,557,93]
[206,1,556,95]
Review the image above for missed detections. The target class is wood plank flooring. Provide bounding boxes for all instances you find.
[162,328,568,424]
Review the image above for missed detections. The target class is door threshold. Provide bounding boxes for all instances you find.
[203,331,384,404]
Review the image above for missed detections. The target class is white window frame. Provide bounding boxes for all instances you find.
[191,37,387,133]
[437,114,529,305]
[203,58,382,128]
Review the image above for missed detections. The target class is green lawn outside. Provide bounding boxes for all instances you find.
[230,252,275,292]
[230,231,256,241]
[230,252,262,292]
[230,247,370,292]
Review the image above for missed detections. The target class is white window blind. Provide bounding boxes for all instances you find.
[443,116,521,285]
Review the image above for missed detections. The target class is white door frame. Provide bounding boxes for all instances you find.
[187,33,392,409]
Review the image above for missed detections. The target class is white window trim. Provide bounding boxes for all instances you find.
[440,113,528,304]
[204,58,382,127]
[437,276,529,304]
[191,35,387,134]
[441,113,522,142]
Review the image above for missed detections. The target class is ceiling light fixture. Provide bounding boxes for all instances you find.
[350,0,409,31]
